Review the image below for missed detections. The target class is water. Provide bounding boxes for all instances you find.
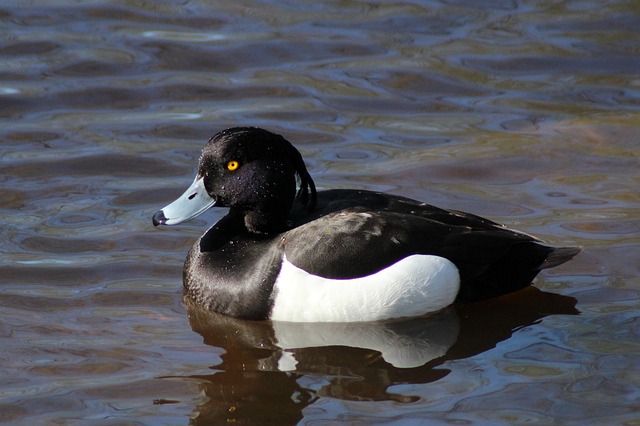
[1,0,639,424]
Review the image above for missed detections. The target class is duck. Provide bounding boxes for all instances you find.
[152,127,580,323]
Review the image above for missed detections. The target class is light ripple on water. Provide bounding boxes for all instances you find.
[141,30,230,42]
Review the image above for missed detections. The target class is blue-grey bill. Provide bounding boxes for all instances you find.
[153,176,215,226]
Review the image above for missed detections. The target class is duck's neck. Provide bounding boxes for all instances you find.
[232,201,292,235]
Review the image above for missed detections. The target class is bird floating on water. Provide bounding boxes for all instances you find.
[153,127,580,322]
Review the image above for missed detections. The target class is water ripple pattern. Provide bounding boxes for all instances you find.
[1,1,638,424]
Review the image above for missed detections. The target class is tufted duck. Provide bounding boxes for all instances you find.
[153,127,580,322]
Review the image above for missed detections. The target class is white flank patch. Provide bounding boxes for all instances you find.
[271,254,460,323]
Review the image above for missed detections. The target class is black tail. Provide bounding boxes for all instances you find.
[539,246,582,269]
[455,242,581,303]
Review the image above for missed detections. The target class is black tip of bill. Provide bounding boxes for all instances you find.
[152,210,167,226]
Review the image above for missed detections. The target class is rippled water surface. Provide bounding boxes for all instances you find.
[2,1,639,424]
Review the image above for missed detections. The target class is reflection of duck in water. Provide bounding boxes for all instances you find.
[180,288,578,424]
[271,308,459,370]
[153,127,580,322]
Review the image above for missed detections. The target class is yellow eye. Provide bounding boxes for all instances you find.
[227,160,239,171]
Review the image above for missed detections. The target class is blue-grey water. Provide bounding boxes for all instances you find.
[1,1,639,424]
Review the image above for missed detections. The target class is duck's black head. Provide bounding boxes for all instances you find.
[153,127,316,233]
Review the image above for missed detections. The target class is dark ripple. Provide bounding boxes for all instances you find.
[3,130,62,143]
[351,69,489,98]
[158,84,307,102]
[142,39,385,73]
[0,293,85,312]
[461,55,640,75]
[0,41,60,56]
[0,190,26,209]
[21,236,110,254]
[4,4,226,28]
[52,87,156,110]
[59,214,101,225]
[538,13,640,33]
[53,60,141,77]
[1,154,185,179]
[2,262,181,287]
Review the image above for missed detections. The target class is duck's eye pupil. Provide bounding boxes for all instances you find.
[227,161,239,171]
